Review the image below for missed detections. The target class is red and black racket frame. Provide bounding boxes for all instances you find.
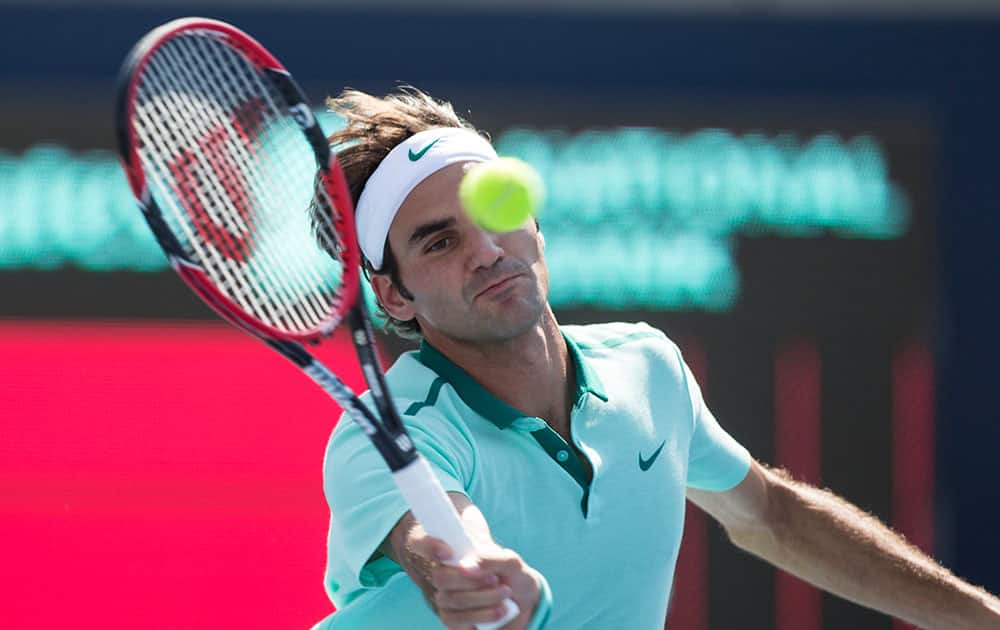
[113,17,419,473]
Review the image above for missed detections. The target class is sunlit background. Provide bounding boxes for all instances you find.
[1,1,998,629]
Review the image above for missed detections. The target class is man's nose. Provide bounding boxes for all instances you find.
[466,225,505,270]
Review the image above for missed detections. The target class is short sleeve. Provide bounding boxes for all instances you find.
[676,348,752,491]
[323,404,473,605]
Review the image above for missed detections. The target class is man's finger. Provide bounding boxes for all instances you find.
[408,533,454,563]
[430,563,498,590]
[476,550,524,576]
[436,584,512,612]
[438,602,513,629]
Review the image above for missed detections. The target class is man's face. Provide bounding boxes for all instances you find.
[372,161,549,343]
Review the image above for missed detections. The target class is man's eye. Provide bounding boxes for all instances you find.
[426,237,452,253]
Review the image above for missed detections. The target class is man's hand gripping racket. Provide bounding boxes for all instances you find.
[114,18,519,629]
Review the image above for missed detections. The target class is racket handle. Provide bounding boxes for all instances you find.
[393,457,521,630]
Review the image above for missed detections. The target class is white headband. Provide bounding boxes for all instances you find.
[355,127,498,270]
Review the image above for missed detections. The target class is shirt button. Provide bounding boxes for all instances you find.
[556,450,570,462]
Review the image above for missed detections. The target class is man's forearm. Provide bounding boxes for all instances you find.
[380,492,545,630]
[729,469,999,630]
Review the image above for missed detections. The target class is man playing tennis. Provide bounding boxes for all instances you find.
[315,88,1000,629]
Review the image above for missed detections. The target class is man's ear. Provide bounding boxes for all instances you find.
[370,274,416,322]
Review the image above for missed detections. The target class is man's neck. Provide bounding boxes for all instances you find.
[423,308,574,433]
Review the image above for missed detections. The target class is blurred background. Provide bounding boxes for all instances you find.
[1,1,998,628]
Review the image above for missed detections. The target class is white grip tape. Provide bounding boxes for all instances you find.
[393,457,520,630]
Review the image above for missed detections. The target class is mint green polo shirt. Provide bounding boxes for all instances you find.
[319,322,751,629]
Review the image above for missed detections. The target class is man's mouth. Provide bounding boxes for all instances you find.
[475,273,524,299]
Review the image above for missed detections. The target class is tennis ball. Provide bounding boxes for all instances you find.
[459,157,544,232]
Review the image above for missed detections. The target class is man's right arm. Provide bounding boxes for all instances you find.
[380,491,544,630]
[689,461,1000,629]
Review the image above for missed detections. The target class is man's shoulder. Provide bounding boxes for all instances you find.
[355,350,461,418]
[335,351,447,421]
[562,321,678,356]
[328,350,462,443]
[382,349,440,400]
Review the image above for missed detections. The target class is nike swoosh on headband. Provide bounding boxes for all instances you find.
[408,138,441,161]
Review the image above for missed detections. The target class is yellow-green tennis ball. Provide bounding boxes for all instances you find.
[459,157,544,232]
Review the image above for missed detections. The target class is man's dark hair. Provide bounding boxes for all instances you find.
[310,86,484,339]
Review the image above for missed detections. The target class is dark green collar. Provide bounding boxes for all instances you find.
[564,331,609,405]
[417,330,608,430]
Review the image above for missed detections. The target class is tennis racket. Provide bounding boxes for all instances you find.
[114,17,518,629]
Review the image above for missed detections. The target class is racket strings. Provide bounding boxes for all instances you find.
[138,54,295,329]
[132,30,347,335]
[137,38,298,323]
[167,33,332,329]
[168,35,321,327]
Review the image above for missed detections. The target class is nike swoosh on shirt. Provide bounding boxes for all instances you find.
[638,440,666,471]
[408,138,441,161]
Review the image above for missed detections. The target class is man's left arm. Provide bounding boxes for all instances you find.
[688,460,1000,630]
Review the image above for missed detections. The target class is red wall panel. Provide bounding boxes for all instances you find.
[0,320,362,629]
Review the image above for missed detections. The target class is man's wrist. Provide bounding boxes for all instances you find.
[524,569,552,630]
[922,582,1000,630]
